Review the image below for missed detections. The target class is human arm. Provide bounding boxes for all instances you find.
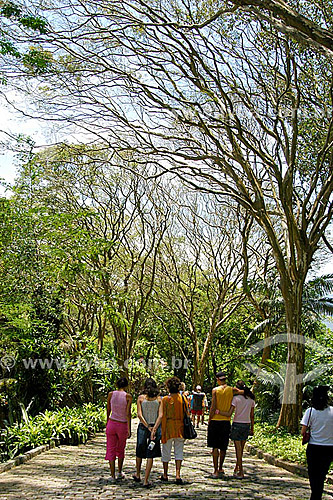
[137,395,149,428]
[233,387,244,395]
[126,393,132,438]
[218,404,235,417]
[250,406,254,435]
[300,425,307,437]
[161,397,167,443]
[151,397,163,440]
[106,392,112,424]
[208,388,217,423]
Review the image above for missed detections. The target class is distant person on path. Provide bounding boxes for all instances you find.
[105,377,132,483]
[133,378,163,487]
[191,385,205,428]
[218,380,255,479]
[202,394,208,424]
[301,386,333,500]
[207,371,243,478]
[161,376,187,484]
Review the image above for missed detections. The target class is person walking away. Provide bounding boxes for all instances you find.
[207,371,243,478]
[105,377,132,483]
[191,385,205,428]
[202,394,209,425]
[133,378,163,487]
[301,386,333,500]
[218,380,255,478]
[161,376,187,484]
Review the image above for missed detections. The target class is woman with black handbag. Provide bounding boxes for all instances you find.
[160,377,187,484]
[301,386,333,500]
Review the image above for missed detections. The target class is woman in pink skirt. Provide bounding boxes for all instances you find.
[105,377,132,482]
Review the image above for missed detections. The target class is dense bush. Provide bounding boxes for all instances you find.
[0,403,105,462]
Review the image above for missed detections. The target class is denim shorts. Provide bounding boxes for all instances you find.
[230,422,250,441]
[136,422,162,459]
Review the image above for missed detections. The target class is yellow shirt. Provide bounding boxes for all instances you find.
[212,385,233,421]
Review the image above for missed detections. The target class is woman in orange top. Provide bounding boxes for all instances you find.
[161,377,186,484]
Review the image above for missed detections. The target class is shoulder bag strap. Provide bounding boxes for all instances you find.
[306,407,313,428]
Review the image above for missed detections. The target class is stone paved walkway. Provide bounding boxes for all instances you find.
[1,422,333,500]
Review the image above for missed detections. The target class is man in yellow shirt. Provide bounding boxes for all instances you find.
[207,371,243,478]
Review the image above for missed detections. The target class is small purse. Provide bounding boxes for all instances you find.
[302,407,312,445]
[181,395,197,440]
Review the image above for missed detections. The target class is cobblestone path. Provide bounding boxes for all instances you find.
[1,423,333,500]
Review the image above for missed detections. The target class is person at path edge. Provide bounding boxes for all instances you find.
[301,385,333,500]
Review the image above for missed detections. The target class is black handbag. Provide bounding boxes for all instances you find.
[302,407,312,445]
[181,395,197,439]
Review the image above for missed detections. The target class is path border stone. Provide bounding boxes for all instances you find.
[1,432,332,489]
[245,442,333,485]
[0,440,57,474]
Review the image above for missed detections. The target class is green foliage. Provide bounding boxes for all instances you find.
[22,47,53,75]
[1,2,47,34]
[0,1,51,75]
[0,404,105,463]
[250,422,307,465]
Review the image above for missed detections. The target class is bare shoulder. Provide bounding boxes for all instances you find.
[126,392,133,402]
[107,391,113,400]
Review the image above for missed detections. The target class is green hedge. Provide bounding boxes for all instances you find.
[0,403,106,462]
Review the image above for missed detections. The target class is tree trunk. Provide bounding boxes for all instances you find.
[277,280,305,432]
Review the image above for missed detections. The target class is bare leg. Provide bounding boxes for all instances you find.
[234,441,243,476]
[233,442,239,474]
[144,458,153,485]
[162,461,168,479]
[196,415,200,427]
[118,457,124,474]
[212,448,219,476]
[218,450,226,473]
[175,459,182,480]
[135,457,142,479]
[109,460,116,478]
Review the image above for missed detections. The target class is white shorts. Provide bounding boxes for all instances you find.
[161,438,184,462]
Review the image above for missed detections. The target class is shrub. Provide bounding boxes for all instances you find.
[0,403,106,462]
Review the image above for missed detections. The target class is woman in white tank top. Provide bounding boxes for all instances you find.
[133,378,163,487]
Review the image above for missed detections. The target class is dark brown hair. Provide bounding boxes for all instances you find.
[166,376,182,394]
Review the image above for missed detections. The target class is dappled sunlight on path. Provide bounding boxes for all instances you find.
[0,421,333,499]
